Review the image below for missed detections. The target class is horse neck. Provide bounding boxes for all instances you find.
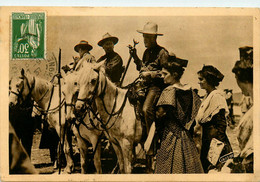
[31,77,53,109]
[95,75,126,118]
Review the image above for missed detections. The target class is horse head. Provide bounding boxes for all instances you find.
[75,62,106,112]
[62,71,80,122]
[9,69,35,108]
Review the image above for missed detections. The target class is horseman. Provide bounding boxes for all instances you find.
[129,22,169,172]
[62,40,96,73]
[97,33,125,86]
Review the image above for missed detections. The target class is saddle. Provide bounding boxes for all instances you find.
[127,78,148,106]
[126,78,148,142]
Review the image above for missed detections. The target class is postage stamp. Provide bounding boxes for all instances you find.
[11,12,46,59]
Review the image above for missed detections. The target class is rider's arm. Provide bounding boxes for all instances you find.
[105,54,123,74]
[130,48,142,71]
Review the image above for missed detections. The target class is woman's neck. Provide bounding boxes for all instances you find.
[206,86,216,95]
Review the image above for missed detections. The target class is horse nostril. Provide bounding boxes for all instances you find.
[72,117,76,123]
[75,105,82,112]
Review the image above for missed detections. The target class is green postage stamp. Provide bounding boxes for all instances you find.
[11,12,46,59]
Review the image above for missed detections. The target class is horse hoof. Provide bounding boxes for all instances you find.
[63,168,72,174]
[64,166,74,174]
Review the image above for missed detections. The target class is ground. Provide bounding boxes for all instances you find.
[30,107,241,174]
[30,131,146,174]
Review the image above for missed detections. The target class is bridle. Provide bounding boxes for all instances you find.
[75,71,128,132]
[9,75,35,104]
[64,90,79,113]
[77,72,101,108]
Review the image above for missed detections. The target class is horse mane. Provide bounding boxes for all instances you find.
[27,74,52,95]
[75,61,125,94]
[99,68,126,94]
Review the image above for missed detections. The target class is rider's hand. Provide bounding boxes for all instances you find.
[61,65,71,73]
[129,47,137,58]
[73,56,79,62]
[140,71,151,79]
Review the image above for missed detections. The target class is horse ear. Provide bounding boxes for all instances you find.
[93,61,105,73]
[21,68,25,76]
[60,69,66,78]
[93,67,100,73]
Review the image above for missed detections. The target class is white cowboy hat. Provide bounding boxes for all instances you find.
[137,22,163,36]
[98,32,119,47]
[74,40,93,52]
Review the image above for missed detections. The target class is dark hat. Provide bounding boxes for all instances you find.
[168,52,188,68]
[98,33,118,47]
[74,40,93,52]
[201,65,224,82]
[137,22,163,36]
[233,46,253,70]
[239,46,253,62]
[232,46,253,83]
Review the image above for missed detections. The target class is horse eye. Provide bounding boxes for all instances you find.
[74,82,77,86]
[91,79,96,84]
[16,84,20,88]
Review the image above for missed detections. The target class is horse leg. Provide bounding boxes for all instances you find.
[90,135,102,174]
[63,124,75,174]
[72,126,88,174]
[121,138,134,174]
[78,137,88,174]
[111,142,124,173]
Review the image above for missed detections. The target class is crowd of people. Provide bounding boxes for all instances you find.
[10,21,254,174]
[62,21,254,174]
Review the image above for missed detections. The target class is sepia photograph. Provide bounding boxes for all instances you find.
[0,6,260,181]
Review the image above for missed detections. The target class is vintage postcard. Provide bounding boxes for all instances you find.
[0,7,260,181]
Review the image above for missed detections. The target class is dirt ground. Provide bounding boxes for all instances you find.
[30,114,241,174]
[30,131,146,174]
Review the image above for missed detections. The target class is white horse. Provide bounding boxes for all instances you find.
[62,71,103,174]
[75,62,143,174]
[9,69,74,174]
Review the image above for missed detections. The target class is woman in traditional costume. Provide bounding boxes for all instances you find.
[196,65,232,173]
[155,53,203,174]
[222,46,253,173]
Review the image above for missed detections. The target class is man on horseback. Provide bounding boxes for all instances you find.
[62,40,96,73]
[129,22,169,172]
[97,33,125,86]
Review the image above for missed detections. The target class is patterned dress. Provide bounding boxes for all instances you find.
[155,85,204,173]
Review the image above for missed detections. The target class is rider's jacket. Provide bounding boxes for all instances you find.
[97,51,124,83]
[73,52,96,71]
[134,44,168,88]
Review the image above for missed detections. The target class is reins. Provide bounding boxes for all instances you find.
[12,74,66,115]
[75,71,129,136]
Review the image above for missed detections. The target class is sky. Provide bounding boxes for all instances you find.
[46,16,252,94]
[9,15,253,95]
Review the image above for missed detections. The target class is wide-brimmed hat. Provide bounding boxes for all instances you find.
[98,33,119,47]
[137,22,163,36]
[74,40,93,52]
